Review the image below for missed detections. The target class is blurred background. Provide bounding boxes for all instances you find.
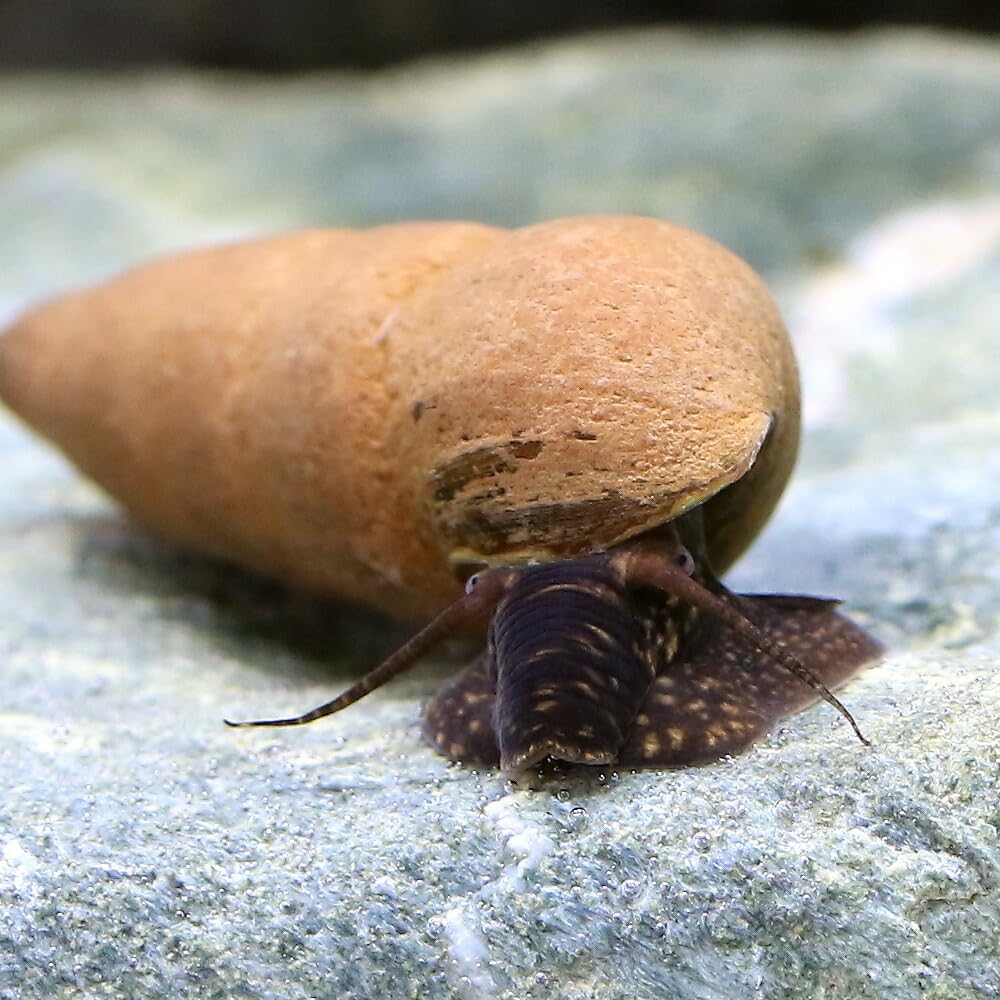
[1,0,997,70]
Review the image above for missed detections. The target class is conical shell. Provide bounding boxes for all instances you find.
[0,216,799,621]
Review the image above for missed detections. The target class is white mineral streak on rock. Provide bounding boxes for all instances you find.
[441,905,496,998]
[482,793,557,894]
[440,792,557,998]
[1,838,39,892]
[790,197,1000,427]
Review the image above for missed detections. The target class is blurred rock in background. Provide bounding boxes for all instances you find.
[0,0,998,70]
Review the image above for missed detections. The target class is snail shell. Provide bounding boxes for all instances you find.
[0,216,797,621]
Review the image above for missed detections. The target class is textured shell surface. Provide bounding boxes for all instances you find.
[0,215,799,621]
[392,215,800,576]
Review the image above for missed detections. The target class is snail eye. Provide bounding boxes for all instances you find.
[674,549,695,575]
[464,573,481,595]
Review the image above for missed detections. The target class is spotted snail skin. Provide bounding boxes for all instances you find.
[0,216,883,773]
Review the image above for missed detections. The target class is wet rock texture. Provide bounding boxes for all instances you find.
[1,29,998,1000]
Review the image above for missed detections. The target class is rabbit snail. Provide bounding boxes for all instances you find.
[0,215,882,773]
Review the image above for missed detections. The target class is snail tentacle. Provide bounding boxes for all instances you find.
[224,568,517,729]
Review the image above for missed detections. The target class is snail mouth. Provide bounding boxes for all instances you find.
[501,743,618,773]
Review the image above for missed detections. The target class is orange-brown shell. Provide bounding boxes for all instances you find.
[0,216,798,621]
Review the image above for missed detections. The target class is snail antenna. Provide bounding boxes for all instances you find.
[225,568,516,729]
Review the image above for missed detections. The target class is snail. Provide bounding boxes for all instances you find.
[0,216,882,772]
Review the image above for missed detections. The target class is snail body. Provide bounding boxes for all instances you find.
[0,216,881,771]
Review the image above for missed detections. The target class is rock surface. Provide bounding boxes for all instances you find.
[1,29,998,1000]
